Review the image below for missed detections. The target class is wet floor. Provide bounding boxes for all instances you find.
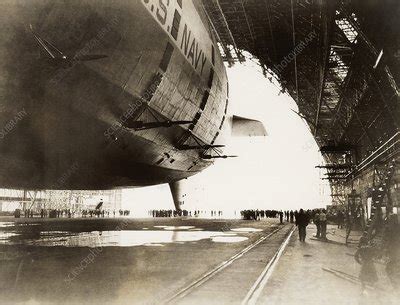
[1,218,397,305]
[0,217,282,305]
[1,228,251,247]
[0,222,14,227]
[0,219,271,248]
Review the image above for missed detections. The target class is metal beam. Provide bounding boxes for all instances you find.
[316,164,352,169]
[346,132,400,179]
[208,0,242,60]
[314,0,333,136]
[320,144,356,153]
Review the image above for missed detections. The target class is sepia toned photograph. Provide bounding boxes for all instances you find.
[0,0,399,304]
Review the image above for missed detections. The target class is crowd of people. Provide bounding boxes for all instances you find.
[272,208,331,242]
[80,209,130,217]
[15,204,343,245]
[150,209,188,217]
[147,207,338,244]
[14,208,131,218]
[240,209,280,220]
[149,210,224,217]
[237,208,333,243]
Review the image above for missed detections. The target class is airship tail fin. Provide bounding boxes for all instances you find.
[231,115,267,137]
[169,180,186,211]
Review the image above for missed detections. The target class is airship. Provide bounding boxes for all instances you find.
[0,0,266,209]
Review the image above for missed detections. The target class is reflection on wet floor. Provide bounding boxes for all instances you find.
[0,222,15,228]
[0,221,39,228]
[155,225,197,230]
[231,228,263,232]
[0,231,19,242]
[212,236,249,243]
[0,225,264,248]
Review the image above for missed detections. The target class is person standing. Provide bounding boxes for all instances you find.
[279,211,284,224]
[295,209,309,242]
[314,210,321,238]
[319,209,327,240]
[384,215,400,290]
[355,237,378,294]
[337,210,344,229]
[290,210,294,223]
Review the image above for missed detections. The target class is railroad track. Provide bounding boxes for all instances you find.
[164,224,296,305]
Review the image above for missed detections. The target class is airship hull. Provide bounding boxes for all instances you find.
[0,0,229,190]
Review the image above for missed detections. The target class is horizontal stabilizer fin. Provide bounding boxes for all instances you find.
[231,115,267,137]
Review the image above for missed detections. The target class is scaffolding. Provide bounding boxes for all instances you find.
[202,0,399,210]
[0,189,122,213]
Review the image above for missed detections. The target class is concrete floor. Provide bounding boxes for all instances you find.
[257,225,398,305]
[0,217,286,305]
[0,218,397,305]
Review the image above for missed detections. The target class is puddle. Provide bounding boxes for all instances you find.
[40,231,74,235]
[0,222,14,228]
[0,232,21,243]
[161,226,195,230]
[212,236,248,243]
[0,221,18,228]
[230,228,263,232]
[2,222,41,227]
[0,230,248,248]
[0,224,268,247]
[153,226,195,230]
